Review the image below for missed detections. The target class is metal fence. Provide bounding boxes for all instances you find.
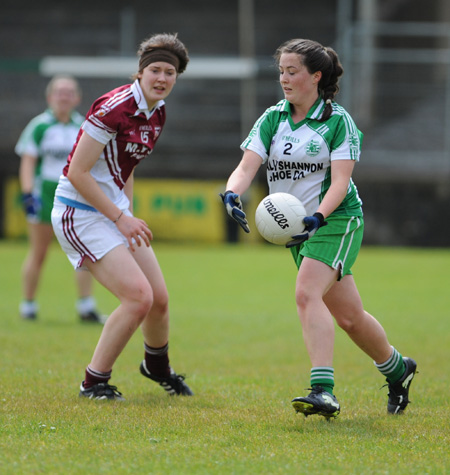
[338,20,450,180]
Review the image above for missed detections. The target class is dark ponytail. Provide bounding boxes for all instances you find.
[320,46,343,121]
[274,39,344,122]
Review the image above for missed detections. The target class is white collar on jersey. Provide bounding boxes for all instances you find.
[131,80,165,119]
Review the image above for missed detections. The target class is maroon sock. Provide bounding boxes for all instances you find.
[144,342,170,378]
[83,366,112,388]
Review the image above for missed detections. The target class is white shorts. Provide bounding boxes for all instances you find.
[51,199,130,269]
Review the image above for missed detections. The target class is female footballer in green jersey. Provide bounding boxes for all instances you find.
[221,38,416,418]
[16,75,104,323]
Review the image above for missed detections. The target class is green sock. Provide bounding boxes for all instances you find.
[375,347,405,383]
[310,367,334,395]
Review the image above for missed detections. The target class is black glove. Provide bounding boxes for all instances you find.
[220,190,250,233]
[285,212,327,248]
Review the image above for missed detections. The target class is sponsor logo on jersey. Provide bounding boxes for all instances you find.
[267,159,324,182]
[125,142,150,160]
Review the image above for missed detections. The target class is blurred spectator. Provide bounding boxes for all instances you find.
[15,75,105,323]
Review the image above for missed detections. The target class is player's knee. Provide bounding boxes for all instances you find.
[149,290,169,318]
[335,309,363,333]
[336,316,354,333]
[153,297,169,317]
[124,286,154,322]
[138,297,154,321]
[295,287,315,313]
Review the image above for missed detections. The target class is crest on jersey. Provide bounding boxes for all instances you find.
[305,139,321,157]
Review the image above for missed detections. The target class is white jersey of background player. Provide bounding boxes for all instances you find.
[15,75,103,323]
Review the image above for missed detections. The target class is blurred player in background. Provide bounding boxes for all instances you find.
[16,75,104,323]
[221,38,416,418]
[51,33,193,400]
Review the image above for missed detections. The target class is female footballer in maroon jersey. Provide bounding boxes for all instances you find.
[52,33,193,399]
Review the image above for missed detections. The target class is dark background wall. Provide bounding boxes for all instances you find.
[1,0,449,246]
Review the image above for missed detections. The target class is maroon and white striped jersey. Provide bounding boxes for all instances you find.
[55,80,166,210]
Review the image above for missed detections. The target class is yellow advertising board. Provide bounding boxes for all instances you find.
[3,177,265,243]
[133,179,265,243]
[4,178,27,239]
[133,179,226,243]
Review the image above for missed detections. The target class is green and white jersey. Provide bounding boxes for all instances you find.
[15,108,84,186]
[241,97,363,217]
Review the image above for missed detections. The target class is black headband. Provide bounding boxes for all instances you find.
[139,50,180,72]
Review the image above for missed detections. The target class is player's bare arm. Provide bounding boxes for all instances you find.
[316,159,355,219]
[226,149,262,195]
[119,168,153,251]
[67,132,152,251]
[19,153,37,193]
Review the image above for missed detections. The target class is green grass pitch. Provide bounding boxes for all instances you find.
[0,240,449,473]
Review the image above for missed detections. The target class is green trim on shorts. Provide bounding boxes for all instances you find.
[38,180,58,224]
[290,215,364,280]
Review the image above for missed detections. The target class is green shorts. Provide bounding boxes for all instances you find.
[290,215,364,279]
[38,180,58,224]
